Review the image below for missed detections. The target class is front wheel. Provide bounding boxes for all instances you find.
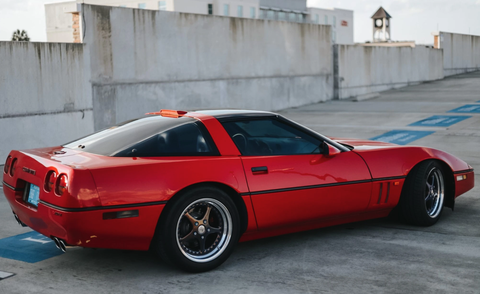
[399,160,445,226]
[153,186,240,272]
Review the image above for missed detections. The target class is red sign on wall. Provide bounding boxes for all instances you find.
[341,20,348,26]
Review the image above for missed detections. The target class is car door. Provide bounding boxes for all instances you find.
[221,117,372,230]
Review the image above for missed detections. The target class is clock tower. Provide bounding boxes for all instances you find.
[372,7,392,42]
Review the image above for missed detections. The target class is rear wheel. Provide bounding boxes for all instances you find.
[153,186,240,272]
[399,161,445,226]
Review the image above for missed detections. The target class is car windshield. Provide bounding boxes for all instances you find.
[63,116,197,156]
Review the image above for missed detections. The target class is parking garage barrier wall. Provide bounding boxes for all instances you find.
[81,4,334,130]
[0,42,94,160]
[435,31,480,77]
[336,45,444,100]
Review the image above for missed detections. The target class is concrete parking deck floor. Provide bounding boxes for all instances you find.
[1,72,479,293]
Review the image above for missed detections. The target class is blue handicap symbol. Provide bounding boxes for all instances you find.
[370,130,435,145]
[409,115,471,127]
[448,105,480,113]
[0,231,63,263]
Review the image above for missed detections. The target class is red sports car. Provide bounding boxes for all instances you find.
[2,109,475,272]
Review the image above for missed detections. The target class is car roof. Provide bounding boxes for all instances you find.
[194,109,276,119]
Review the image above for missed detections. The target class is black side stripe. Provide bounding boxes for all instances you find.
[249,179,371,196]
[245,176,406,196]
[453,169,474,174]
[39,200,168,212]
[372,176,406,182]
[2,181,24,192]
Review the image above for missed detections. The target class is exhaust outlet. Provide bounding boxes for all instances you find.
[52,237,67,253]
[12,212,27,227]
[52,237,61,250]
[58,239,67,253]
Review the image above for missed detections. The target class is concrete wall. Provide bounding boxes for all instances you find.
[0,42,94,160]
[46,0,261,42]
[82,4,333,130]
[337,45,444,99]
[438,32,480,76]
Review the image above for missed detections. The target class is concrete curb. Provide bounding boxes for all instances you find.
[355,92,380,102]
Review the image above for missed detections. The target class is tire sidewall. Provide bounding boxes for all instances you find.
[400,160,445,226]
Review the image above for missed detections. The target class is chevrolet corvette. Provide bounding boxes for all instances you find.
[2,109,474,272]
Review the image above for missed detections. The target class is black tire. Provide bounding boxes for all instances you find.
[153,186,240,272]
[399,160,445,226]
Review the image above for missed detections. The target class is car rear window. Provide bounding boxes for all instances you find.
[63,116,219,157]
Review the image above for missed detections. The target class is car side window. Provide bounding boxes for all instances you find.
[114,122,218,157]
[222,119,322,156]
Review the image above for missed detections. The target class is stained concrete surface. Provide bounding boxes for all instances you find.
[1,72,479,293]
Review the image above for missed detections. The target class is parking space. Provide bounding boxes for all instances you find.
[1,72,480,293]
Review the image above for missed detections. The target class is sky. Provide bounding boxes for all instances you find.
[0,0,480,44]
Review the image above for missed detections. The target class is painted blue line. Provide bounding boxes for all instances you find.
[477,100,480,103]
[448,104,480,113]
[409,115,471,127]
[370,130,435,145]
[0,231,63,263]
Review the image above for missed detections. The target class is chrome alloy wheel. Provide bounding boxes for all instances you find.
[425,167,444,218]
[176,198,232,263]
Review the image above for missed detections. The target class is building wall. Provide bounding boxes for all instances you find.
[307,8,353,44]
[45,1,78,43]
[0,42,94,160]
[437,31,480,76]
[82,4,333,130]
[259,0,306,11]
[337,45,444,99]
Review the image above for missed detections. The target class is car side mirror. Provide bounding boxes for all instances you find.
[321,142,341,157]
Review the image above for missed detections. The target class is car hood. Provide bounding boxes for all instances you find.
[331,138,398,150]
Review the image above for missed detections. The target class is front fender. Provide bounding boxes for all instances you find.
[353,146,470,178]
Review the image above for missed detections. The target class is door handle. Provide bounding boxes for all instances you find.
[251,166,268,174]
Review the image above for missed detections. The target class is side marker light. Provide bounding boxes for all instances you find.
[103,210,139,220]
[456,175,467,181]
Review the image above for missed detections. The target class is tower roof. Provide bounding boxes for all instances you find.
[371,7,392,19]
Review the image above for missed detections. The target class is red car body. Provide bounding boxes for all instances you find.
[2,110,475,253]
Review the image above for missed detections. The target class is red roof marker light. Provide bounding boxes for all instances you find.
[146,109,188,118]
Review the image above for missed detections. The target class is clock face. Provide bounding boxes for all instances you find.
[375,19,383,27]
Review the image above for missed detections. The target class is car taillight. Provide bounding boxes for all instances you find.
[9,158,17,176]
[55,174,68,196]
[4,156,12,174]
[45,171,57,192]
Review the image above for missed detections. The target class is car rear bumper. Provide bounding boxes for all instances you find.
[454,170,474,198]
[3,183,165,251]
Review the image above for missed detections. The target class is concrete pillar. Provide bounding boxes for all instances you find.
[333,44,339,100]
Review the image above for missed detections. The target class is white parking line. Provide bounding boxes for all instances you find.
[0,271,15,280]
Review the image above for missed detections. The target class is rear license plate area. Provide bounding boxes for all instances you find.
[23,183,40,208]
